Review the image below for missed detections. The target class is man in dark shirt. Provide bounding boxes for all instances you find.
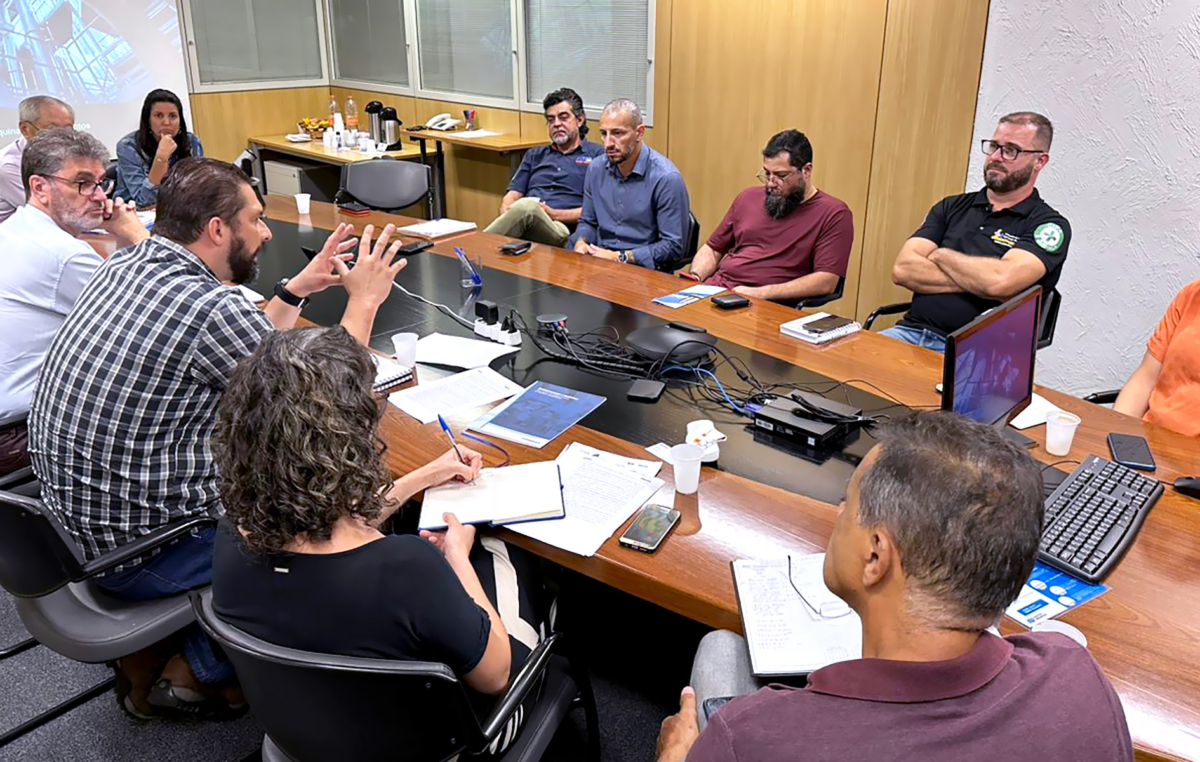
[690,130,853,303]
[884,112,1071,351]
[656,412,1132,762]
[484,87,603,247]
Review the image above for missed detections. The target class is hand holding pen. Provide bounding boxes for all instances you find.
[436,415,482,483]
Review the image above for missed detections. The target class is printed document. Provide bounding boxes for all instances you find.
[415,333,519,369]
[388,367,522,424]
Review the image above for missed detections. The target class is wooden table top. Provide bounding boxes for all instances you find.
[266,197,1200,761]
[405,130,547,153]
[249,134,423,165]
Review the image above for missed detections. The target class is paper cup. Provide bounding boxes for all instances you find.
[391,332,418,368]
[1032,619,1088,648]
[1044,410,1081,456]
[294,193,311,215]
[671,443,704,495]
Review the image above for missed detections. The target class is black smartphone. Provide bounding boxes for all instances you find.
[712,294,750,310]
[500,240,532,255]
[618,504,681,552]
[804,315,853,334]
[399,239,433,255]
[1107,433,1156,471]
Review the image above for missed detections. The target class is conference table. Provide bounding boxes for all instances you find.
[189,196,1200,760]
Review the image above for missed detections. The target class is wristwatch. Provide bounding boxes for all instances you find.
[273,278,308,308]
[618,251,631,264]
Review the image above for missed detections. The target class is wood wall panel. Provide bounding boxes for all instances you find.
[666,0,889,318]
[855,0,991,322]
[190,87,330,162]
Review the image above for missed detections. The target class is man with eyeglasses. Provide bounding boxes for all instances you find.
[884,111,1071,351]
[655,412,1132,762]
[688,130,853,303]
[0,95,76,223]
[484,87,603,247]
[0,128,146,475]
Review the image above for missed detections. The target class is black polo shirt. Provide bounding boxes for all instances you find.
[901,187,1071,336]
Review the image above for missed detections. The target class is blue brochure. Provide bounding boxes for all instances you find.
[1004,562,1110,628]
[469,381,605,448]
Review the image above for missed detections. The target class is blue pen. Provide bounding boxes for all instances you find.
[453,246,483,286]
[437,414,468,467]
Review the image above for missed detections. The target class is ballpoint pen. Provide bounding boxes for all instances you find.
[437,414,468,468]
[453,246,483,286]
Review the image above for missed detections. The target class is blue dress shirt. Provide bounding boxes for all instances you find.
[569,144,690,269]
[508,140,604,210]
[113,131,205,207]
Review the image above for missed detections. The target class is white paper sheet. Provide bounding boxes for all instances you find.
[419,462,562,529]
[235,285,266,303]
[733,555,862,676]
[452,130,501,138]
[397,218,477,239]
[415,333,519,369]
[1010,392,1063,430]
[387,367,522,424]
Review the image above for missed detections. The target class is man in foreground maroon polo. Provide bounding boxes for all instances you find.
[688,129,853,304]
[656,411,1132,762]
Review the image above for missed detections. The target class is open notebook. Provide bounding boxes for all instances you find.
[418,461,564,530]
[731,554,862,676]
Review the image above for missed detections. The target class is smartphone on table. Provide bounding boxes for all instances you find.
[1107,433,1156,471]
[618,504,681,553]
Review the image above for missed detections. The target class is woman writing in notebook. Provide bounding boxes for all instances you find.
[211,327,549,755]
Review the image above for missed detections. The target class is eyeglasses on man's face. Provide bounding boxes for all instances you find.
[38,174,112,198]
[756,168,799,186]
[980,139,1046,162]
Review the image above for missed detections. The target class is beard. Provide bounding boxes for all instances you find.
[48,192,104,237]
[227,229,261,285]
[764,182,806,220]
[551,127,577,148]
[984,161,1034,193]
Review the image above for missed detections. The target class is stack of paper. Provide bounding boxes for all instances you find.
[397,218,477,240]
[415,333,519,369]
[509,443,664,557]
[779,312,861,345]
[371,355,413,392]
[388,367,523,424]
[732,554,862,676]
[452,130,501,139]
[419,461,563,529]
[1010,393,1063,430]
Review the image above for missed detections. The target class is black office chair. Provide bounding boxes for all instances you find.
[865,287,1062,350]
[336,159,434,219]
[102,160,118,199]
[192,590,600,762]
[662,211,701,273]
[1083,389,1120,405]
[0,485,215,748]
[774,275,846,310]
[0,411,31,492]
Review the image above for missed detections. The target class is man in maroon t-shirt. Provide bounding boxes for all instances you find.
[656,412,1132,762]
[689,130,853,303]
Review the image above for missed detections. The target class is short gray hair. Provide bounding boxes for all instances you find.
[601,98,643,127]
[21,128,109,199]
[18,95,74,126]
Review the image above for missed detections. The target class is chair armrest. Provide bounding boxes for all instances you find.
[477,632,561,747]
[1083,389,1120,405]
[864,301,913,330]
[81,516,219,578]
[0,410,28,431]
[0,466,35,491]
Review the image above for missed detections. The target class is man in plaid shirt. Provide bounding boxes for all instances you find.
[29,157,407,718]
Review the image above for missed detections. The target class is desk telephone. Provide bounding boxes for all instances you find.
[425,113,463,130]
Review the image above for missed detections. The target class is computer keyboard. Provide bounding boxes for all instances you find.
[1039,455,1163,584]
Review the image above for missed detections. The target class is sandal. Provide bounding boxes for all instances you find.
[147,678,248,721]
[113,661,158,721]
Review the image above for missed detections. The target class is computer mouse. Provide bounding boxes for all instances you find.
[1174,476,1200,500]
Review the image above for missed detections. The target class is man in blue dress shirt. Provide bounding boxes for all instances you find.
[569,99,690,270]
[484,87,603,246]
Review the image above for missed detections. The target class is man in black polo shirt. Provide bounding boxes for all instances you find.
[483,87,603,247]
[883,111,1070,351]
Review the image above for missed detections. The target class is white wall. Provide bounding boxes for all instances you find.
[969,0,1200,395]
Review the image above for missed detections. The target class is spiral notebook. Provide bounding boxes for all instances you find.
[779,312,862,345]
[372,355,413,392]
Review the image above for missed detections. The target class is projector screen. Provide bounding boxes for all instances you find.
[0,0,193,158]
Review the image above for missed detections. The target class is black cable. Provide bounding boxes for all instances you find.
[1040,459,1081,473]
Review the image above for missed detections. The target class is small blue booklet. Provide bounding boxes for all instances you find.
[652,284,726,309]
[1004,562,1110,628]
[469,382,605,448]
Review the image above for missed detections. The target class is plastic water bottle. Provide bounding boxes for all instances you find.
[328,96,339,121]
[345,96,359,131]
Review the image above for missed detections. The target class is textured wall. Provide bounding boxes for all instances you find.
[969,0,1200,395]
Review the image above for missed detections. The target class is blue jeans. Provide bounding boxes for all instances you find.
[96,526,232,684]
[880,324,947,353]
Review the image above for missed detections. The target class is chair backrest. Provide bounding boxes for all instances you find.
[0,488,86,599]
[1037,287,1061,350]
[664,211,701,272]
[789,275,846,310]
[340,159,432,217]
[103,160,118,199]
[192,592,486,762]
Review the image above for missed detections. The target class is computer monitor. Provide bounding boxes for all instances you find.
[942,286,1041,432]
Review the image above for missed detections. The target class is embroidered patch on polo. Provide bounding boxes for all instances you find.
[1034,223,1064,252]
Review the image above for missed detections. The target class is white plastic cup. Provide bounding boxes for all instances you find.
[294,193,311,215]
[1032,619,1088,648]
[391,332,418,368]
[671,443,704,495]
[1044,410,1081,456]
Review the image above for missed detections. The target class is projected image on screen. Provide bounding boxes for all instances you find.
[0,1,191,153]
[951,296,1038,427]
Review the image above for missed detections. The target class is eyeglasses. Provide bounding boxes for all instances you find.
[980,140,1046,162]
[39,175,112,197]
[787,555,852,619]
[756,169,798,185]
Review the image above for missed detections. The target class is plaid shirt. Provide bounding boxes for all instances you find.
[29,235,273,565]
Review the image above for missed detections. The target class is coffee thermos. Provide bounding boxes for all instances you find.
[380,107,401,148]
[365,101,384,144]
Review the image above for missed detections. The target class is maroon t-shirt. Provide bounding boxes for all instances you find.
[687,632,1132,762]
[703,187,853,290]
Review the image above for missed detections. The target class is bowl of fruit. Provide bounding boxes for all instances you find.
[298,117,332,138]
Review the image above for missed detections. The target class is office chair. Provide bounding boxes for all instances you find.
[193,591,600,762]
[337,159,434,219]
[0,411,32,492]
[662,211,702,274]
[1083,389,1120,405]
[775,276,846,310]
[0,485,215,748]
[865,287,1062,350]
[102,160,118,199]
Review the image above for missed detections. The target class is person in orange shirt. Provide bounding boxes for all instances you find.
[1114,279,1200,437]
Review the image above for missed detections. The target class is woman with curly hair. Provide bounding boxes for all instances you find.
[212,326,548,753]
